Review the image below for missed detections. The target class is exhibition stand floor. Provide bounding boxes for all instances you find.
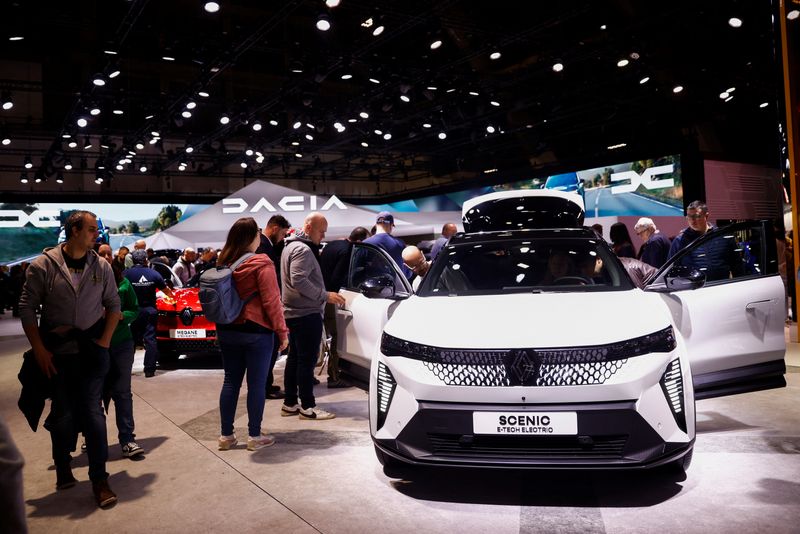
[0,313,798,534]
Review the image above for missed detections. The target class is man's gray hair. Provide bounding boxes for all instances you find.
[634,217,656,233]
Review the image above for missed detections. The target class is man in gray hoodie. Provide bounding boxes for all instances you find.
[280,212,345,420]
[19,210,121,508]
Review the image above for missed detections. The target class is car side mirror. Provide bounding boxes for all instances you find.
[665,265,706,291]
[359,275,396,299]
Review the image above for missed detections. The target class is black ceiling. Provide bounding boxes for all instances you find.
[0,0,787,200]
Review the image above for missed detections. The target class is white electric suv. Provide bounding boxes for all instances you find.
[334,190,786,472]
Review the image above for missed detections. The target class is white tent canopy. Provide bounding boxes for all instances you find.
[145,230,194,251]
[155,180,446,249]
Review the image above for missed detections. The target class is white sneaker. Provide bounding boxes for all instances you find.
[299,406,336,420]
[218,434,237,450]
[122,442,144,458]
[247,434,276,451]
[281,403,300,416]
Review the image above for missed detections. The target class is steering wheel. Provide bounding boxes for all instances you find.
[552,275,593,286]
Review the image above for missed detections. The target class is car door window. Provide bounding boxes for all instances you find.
[347,244,408,294]
[650,221,777,289]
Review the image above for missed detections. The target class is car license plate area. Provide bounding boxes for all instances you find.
[472,411,577,435]
[170,329,205,339]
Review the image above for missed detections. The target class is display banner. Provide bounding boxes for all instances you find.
[363,154,684,219]
[0,203,209,264]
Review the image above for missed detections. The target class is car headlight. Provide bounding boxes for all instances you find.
[380,326,675,364]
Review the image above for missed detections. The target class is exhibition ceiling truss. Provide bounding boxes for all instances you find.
[0,0,789,198]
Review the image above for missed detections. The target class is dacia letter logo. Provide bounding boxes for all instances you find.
[0,210,61,228]
[222,195,347,214]
[610,164,675,195]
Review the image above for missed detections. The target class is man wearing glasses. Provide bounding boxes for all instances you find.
[668,200,714,260]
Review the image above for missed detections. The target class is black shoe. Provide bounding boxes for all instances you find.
[144,370,155,378]
[92,479,117,508]
[327,379,351,388]
[266,389,285,399]
[312,377,320,385]
[56,465,77,490]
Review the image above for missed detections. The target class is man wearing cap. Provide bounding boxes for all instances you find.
[364,211,410,278]
[124,250,175,377]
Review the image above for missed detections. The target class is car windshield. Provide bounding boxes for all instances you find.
[417,236,634,296]
[545,173,578,188]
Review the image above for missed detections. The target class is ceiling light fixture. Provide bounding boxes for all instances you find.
[726,86,736,93]
[490,100,500,107]
[198,91,210,98]
[162,55,176,61]
[316,15,331,31]
[186,101,197,109]
[325,0,341,7]
[361,141,368,147]
[103,49,117,55]
[293,121,302,129]
[617,59,629,67]
[24,155,32,169]
[438,132,447,139]
[725,96,734,102]
[68,140,78,148]
[552,62,564,72]
[306,122,315,129]
[600,24,607,30]
[422,123,431,128]
[204,1,220,13]
[108,68,121,79]
[92,73,106,86]
[90,106,101,116]
[788,10,799,20]
[56,172,64,184]
[372,25,385,36]
[400,95,410,102]
[430,40,442,50]
[490,51,501,60]
[77,117,88,127]
[305,134,314,140]
[113,108,124,115]
[359,111,369,119]
[252,122,262,131]
[341,73,353,80]
[1,92,14,110]
[64,159,73,170]
[182,110,192,118]
[269,119,278,126]
[220,115,230,125]
[20,172,28,183]
[728,17,743,28]
[295,153,303,158]
[719,91,730,99]
[469,91,479,96]
[486,125,496,133]
[383,133,392,140]
[759,102,769,108]
[639,76,650,84]
[135,141,145,150]
[9,36,24,41]
[672,85,684,93]
[1,136,10,146]
[369,78,380,84]
[186,146,194,153]
[607,143,627,150]
[83,136,92,149]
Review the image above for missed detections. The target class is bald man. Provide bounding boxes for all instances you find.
[172,247,197,285]
[124,239,147,269]
[280,213,345,420]
[430,223,458,261]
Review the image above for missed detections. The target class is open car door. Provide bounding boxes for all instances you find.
[645,220,786,399]
[335,242,412,384]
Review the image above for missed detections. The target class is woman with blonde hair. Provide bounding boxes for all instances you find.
[216,217,288,451]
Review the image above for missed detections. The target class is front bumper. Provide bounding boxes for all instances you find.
[373,400,693,469]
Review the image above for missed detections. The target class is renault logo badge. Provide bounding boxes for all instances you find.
[180,307,194,326]
[504,350,541,386]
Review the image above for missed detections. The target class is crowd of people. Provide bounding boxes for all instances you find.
[6,199,791,513]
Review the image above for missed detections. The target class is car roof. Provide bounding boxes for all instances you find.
[448,227,599,246]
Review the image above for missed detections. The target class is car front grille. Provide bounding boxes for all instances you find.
[423,358,627,387]
[427,433,628,459]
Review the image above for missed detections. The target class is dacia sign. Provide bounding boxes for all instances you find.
[610,164,675,195]
[221,194,347,214]
[0,210,61,228]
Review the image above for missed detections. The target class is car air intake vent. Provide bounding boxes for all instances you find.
[428,433,628,459]
[424,358,627,387]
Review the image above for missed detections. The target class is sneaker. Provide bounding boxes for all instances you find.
[218,434,238,451]
[299,406,336,420]
[281,403,300,416]
[247,434,276,451]
[92,479,117,508]
[122,442,144,458]
[56,465,77,490]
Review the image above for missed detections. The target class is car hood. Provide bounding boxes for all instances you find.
[157,287,201,311]
[383,290,671,349]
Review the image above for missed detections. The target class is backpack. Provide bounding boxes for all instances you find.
[198,253,256,324]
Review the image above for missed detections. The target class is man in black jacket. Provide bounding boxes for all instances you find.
[319,226,369,387]
[256,214,291,398]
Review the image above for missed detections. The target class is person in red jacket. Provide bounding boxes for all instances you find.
[215,217,289,452]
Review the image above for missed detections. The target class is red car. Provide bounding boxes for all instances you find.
[153,262,219,361]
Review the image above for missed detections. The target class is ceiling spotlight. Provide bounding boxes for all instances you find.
[1,136,10,145]
[374,129,383,135]
[182,110,192,118]
[151,130,160,137]
[728,17,743,28]
[719,91,730,99]
[56,172,64,184]
[252,122,262,131]
[77,117,88,128]
[149,137,158,145]
[760,102,769,108]
[293,121,302,129]
[438,132,447,140]
[639,76,650,84]
[20,173,28,184]
[186,146,194,153]
[162,56,176,61]
[369,78,380,84]
[427,86,437,91]
[240,161,248,168]
[347,118,357,123]
[607,143,627,150]
[325,0,341,7]
[400,95,410,102]
[726,87,736,93]
[486,125,496,133]
[552,62,564,72]
[113,108,124,115]
[672,85,684,93]
[9,36,24,41]
[422,123,432,128]
[359,111,369,119]
[245,149,254,156]
[341,73,353,80]
[186,101,197,109]
[23,155,32,169]
[305,134,314,140]
[316,15,331,31]
[198,91,210,98]
[468,91,479,96]
[490,100,500,107]
[220,115,230,125]
[617,59,629,67]
[68,140,78,148]
[82,136,92,150]
[788,10,799,20]
[269,119,278,126]
[135,141,145,150]
[64,159,73,170]
[139,164,147,173]
[600,24,607,30]
[490,51,501,60]
[430,40,442,50]
[306,122,315,129]
[1,92,14,110]
[383,133,392,140]
[291,141,300,146]
[90,106,101,116]
[92,74,106,86]
[103,49,117,55]
[204,1,220,13]
[372,25,385,36]
[361,142,369,147]
[295,153,303,158]
[108,68,121,79]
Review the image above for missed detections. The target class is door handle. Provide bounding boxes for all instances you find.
[337,309,352,318]
[746,299,773,312]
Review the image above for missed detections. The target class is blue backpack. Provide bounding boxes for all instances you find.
[198,253,256,324]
